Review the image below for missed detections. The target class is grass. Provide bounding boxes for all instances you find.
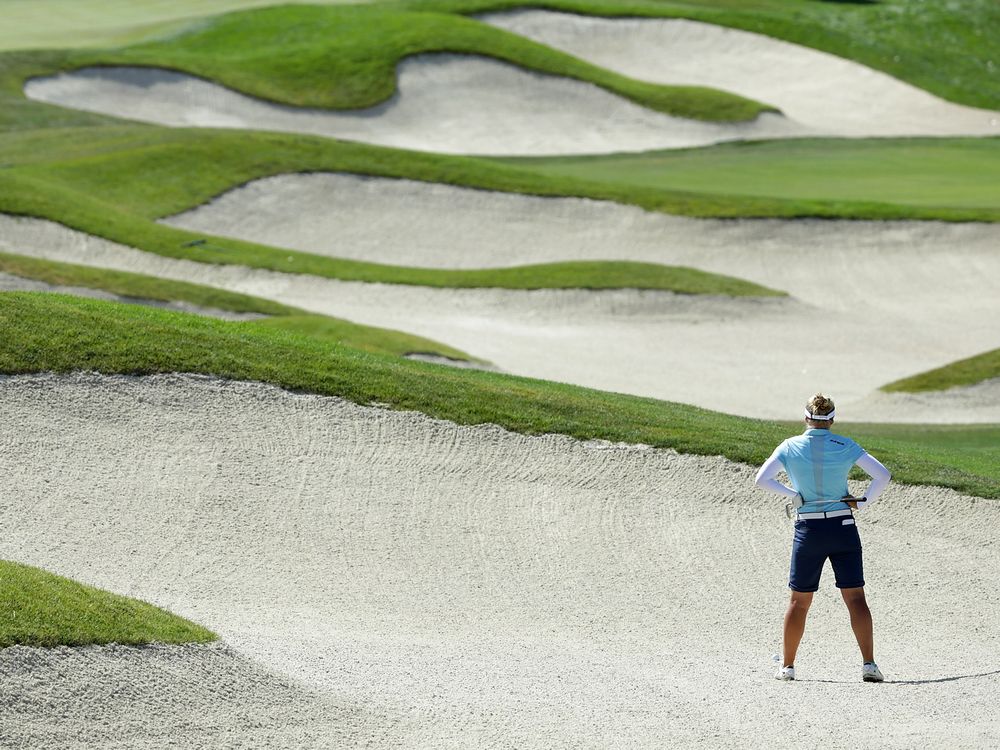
[0,129,789,294]
[48,5,772,123]
[881,349,1000,393]
[405,0,1000,112]
[0,559,215,648]
[4,1,997,112]
[504,138,1000,211]
[0,1,378,51]
[846,423,1000,488]
[1,129,996,301]
[0,250,295,315]
[2,291,998,501]
[0,250,480,361]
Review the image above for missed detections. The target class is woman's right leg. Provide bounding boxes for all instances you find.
[783,590,814,667]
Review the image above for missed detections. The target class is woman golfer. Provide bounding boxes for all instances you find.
[755,393,891,682]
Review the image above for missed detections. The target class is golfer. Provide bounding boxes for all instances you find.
[755,393,891,682]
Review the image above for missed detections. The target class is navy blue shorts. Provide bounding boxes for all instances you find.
[789,516,864,592]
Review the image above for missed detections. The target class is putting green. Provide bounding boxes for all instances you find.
[506,138,1000,211]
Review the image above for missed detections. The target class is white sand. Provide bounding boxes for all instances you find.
[0,641,387,748]
[482,10,1000,137]
[3,211,998,422]
[0,271,265,320]
[850,378,1000,424]
[1,372,998,747]
[23,59,805,156]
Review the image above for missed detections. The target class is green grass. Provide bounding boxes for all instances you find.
[4,1,997,112]
[0,250,295,315]
[846,423,1000,487]
[47,5,771,123]
[405,0,1000,112]
[504,138,1000,211]
[0,559,215,648]
[881,349,1000,393]
[2,292,997,500]
[0,128,789,294]
[0,1,378,51]
[0,250,480,361]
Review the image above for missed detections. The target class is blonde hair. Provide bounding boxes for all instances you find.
[806,393,835,419]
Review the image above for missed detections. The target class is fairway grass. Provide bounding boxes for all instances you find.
[413,0,1000,112]
[881,349,1000,393]
[4,1,998,113]
[0,559,215,648]
[67,5,768,123]
[2,292,997,501]
[0,250,480,361]
[505,138,1000,211]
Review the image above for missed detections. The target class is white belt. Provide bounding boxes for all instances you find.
[797,509,854,520]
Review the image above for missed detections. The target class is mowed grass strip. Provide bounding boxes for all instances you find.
[67,4,769,122]
[0,135,788,295]
[0,559,215,648]
[407,0,1000,112]
[2,292,997,500]
[0,250,480,360]
[845,423,1000,490]
[503,138,1000,211]
[4,1,997,113]
[881,348,1000,393]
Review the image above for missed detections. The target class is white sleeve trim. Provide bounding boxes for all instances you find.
[854,452,891,511]
[754,452,800,501]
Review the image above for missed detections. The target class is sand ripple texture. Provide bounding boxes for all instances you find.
[482,10,1000,137]
[5,210,1000,422]
[1,373,999,748]
[22,58,802,156]
[0,641,392,749]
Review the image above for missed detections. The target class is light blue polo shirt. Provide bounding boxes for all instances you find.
[772,429,865,513]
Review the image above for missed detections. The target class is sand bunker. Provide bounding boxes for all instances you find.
[0,271,265,320]
[483,10,1000,137]
[1,372,998,747]
[3,212,998,422]
[23,58,804,156]
[851,378,1000,425]
[0,641,384,748]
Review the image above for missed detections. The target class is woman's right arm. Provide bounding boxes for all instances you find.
[754,451,801,502]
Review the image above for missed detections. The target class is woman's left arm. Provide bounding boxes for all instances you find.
[849,453,891,512]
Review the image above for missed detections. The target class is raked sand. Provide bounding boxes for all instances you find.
[0,641,383,749]
[1,373,999,748]
[482,10,1000,137]
[4,211,1000,422]
[23,59,802,156]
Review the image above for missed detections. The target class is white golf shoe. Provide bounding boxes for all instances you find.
[862,662,884,682]
[774,665,795,681]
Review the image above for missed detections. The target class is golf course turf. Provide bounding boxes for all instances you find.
[0,0,998,664]
[881,349,1000,394]
[0,559,215,648]
[2,292,998,500]
[0,250,483,360]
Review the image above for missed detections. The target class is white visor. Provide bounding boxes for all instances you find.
[805,408,835,421]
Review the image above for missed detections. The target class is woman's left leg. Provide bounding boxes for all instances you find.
[840,586,874,663]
